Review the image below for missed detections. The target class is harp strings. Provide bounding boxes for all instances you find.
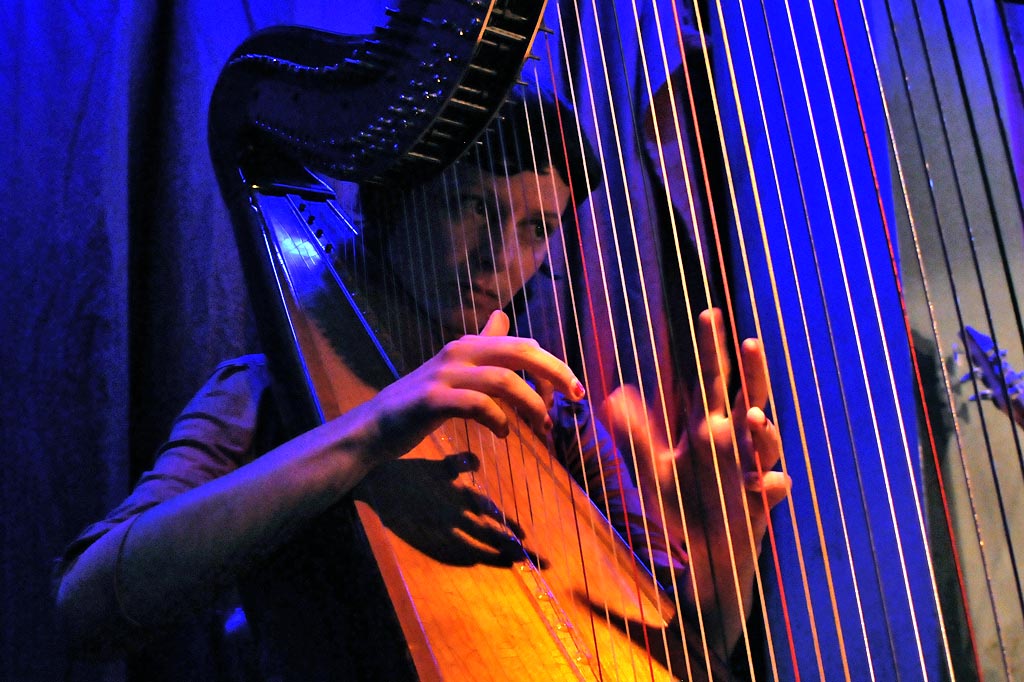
[699,4,872,677]
[685,1,872,677]
[544,0,774,667]
[610,0,1001,678]
[674,2,852,677]
[850,12,987,663]
[515,47,675,672]
[475,75,675,675]
[542,3,731,674]
[749,15,896,670]
[946,0,1024,539]
[544,0,782,671]
[652,6,806,676]
[620,1,783,676]
[346,0,1022,677]
[841,0,993,675]
[755,0,950,678]
[491,0,954,675]
[869,0,1024,674]
[941,0,1024,353]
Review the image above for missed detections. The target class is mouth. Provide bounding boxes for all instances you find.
[455,281,502,311]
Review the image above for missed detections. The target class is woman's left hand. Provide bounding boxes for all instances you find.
[603,308,790,656]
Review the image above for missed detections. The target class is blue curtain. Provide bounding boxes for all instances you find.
[1,2,383,680]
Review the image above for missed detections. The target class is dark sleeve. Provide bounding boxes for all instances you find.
[549,393,685,575]
[56,355,277,580]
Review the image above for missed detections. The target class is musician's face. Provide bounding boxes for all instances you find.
[386,165,571,337]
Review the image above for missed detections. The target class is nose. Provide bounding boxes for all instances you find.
[470,222,512,273]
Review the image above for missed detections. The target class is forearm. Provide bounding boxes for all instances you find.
[56,404,381,654]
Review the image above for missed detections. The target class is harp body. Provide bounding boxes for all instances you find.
[245,176,688,681]
[209,0,1024,679]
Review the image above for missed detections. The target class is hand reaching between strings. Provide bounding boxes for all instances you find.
[603,309,790,658]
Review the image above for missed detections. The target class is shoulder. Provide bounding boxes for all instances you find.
[172,354,276,455]
[186,354,273,412]
[209,353,272,387]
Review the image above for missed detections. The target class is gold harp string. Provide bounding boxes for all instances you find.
[527,45,683,678]
[587,1,752,669]
[437,159,515,532]
[662,6,886,677]
[539,13,683,672]
[482,94,670,676]
[680,2,852,678]
[748,0,944,677]
[478,105,628,672]
[630,1,814,674]
[685,0,886,676]
[563,1,711,657]
[548,2,725,673]
[702,2,985,677]
[614,1,777,674]
[655,6,811,676]
[524,62,684,667]
[618,7,765,674]
[770,0,966,671]
[470,137,539,536]
[516,65,667,674]
[701,3,860,677]
[869,0,1024,672]
[841,4,990,676]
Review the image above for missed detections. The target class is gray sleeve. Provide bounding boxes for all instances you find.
[55,355,276,581]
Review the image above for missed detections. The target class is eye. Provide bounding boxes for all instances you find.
[523,219,552,244]
[461,195,486,217]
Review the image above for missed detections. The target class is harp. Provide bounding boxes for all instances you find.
[208,0,1024,679]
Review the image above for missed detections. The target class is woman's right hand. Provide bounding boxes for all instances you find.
[363,310,585,463]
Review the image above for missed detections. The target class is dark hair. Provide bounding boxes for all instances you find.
[360,83,602,229]
[472,82,602,208]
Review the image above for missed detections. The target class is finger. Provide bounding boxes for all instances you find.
[442,451,481,479]
[448,335,585,402]
[739,337,770,411]
[438,387,511,438]
[480,310,510,337]
[534,377,555,412]
[744,471,791,509]
[464,489,525,539]
[602,385,669,456]
[602,385,676,486]
[448,366,553,435]
[695,308,730,417]
[746,406,782,472]
[451,520,524,566]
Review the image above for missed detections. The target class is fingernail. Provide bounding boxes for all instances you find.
[571,379,586,400]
